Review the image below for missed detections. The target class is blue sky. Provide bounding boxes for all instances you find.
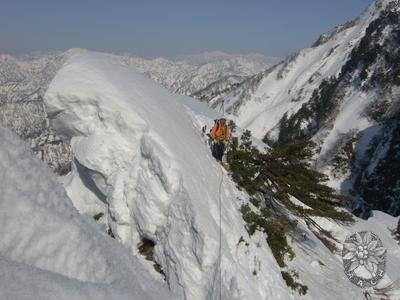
[0,0,373,58]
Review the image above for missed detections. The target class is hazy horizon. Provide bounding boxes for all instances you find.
[0,48,284,60]
[1,0,373,59]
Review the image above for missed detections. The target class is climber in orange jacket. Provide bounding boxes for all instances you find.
[209,118,231,161]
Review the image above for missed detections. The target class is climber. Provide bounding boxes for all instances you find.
[210,118,231,162]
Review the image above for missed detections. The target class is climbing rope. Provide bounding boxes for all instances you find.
[218,166,224,300]
[212,100,226,299]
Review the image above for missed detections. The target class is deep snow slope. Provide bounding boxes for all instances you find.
[0,124,172,300]
[211,0,400,217]
[221,0,387,138]
[287,209,400,300]
[45,52,291,300]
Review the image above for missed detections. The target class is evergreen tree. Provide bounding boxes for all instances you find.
[227,132,353,222]
[227,130,261,195]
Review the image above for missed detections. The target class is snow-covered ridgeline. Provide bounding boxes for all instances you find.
[224,0,389,139]
[206,0,400,216]
[44,52,291,300]
[0,49,277,176]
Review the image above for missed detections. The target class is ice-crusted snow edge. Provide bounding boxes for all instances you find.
[0,124,172,300]
[44,51,292,300]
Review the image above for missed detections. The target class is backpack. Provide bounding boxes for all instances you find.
[211,119,231,141]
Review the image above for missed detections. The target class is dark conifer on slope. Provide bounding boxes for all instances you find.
[227,129,354,295]
[228,131,353,222]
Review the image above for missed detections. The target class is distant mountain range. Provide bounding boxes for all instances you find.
[125,51,281,96]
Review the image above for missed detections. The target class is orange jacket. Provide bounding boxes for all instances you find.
[210,121,231,141]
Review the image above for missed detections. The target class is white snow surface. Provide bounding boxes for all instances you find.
[285,209,400,300]
[306,211,400,300]
[223,0,391,144]
[0,124,172,300]
[45,52,291,300]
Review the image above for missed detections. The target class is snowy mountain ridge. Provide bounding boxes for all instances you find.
[203,0,400,218]
[1,0,400,298]
[0,49,277,174]
[1,50,399,300]
[44,52,291,300]
[208,0,389,129]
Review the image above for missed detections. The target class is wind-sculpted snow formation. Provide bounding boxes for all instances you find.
[44,52,291,300]
[0,50,277,176]
[0,124,172,300]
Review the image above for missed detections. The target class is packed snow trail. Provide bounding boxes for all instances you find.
[45,51,291,300]
[0,124,172,300]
